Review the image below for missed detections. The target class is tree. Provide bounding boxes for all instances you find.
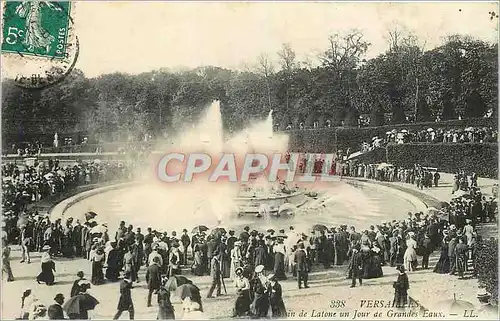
[465,90,486,119]
[277,43,298,122]
[441,91,455,120]
[319,30,370,125]
[415,97,432,122]
[256,53,275,109]
[370,104,385,126]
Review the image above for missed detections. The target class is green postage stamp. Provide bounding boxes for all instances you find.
[2,1,71,58]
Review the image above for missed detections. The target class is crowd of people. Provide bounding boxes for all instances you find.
[361,126,497,152]
[1,154,497,319]
[342,162,440,188]
[4,191,494,320]
[2,160,135,244]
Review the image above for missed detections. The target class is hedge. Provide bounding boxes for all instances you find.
[350,147,388,164]
[386,143,498,178]
[476,238,498,305]
[284,117,497,152]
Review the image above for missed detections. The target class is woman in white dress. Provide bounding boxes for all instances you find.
[403,232,418,272]
[233,267,251,317]
[230,241,243,280]
[463,219,475,246]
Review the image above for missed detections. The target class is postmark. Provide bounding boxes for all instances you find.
[1,1,78,90]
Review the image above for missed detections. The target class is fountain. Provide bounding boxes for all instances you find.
[155,100,304,223]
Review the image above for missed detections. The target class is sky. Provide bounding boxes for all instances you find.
[68,1,498,77]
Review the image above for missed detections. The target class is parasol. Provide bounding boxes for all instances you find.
[312,224,328,232]
[400,129,409,133]
[84,211,98,221]
[192,225,209,234]
[164,275,193,292]
[63,293,99,317]
[266,229,275,233]
[464,127,474,131]
[427,128,434,132]
[90,225,107,234]
[377,162,392,170]
[210,227,226,238]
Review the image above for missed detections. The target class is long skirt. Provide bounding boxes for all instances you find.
[234,290,251,316]
[433,253,450,274]
[222,258,230,279]
[393,290,408,308]
[106,264,120,281]
[273,253,286,280]
[270,298,287,318]
[251,293,270,317]
[91,261,104,285]
[37,261,55,285]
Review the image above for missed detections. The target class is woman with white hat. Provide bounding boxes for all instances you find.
[36,245,55,285]
[403,232,418,272]
[232,267,251,317]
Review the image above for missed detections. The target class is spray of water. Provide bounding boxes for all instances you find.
[135,100,289,227]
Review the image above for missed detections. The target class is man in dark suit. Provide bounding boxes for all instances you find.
[180,229,190,266]
[48,293,65,319]
[349,247,363,288]
[145,257,162,307]
[206,236,217,274]
[113,272,134,320]
[206,251,222,298]
[143,227,154,265]
[294,242,309,289]
[421,234,433,269]
[72,220,83,257]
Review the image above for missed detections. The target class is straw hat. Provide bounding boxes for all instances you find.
[42,245,51,251]
[255,265,264,273]
[235,267,244,275]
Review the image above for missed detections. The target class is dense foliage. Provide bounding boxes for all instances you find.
[2,33,498,146]
[386,143,498,178]
[476,238,498,305]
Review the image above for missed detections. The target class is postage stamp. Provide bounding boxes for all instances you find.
[1,1,78,89]
[2,1,71,58]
